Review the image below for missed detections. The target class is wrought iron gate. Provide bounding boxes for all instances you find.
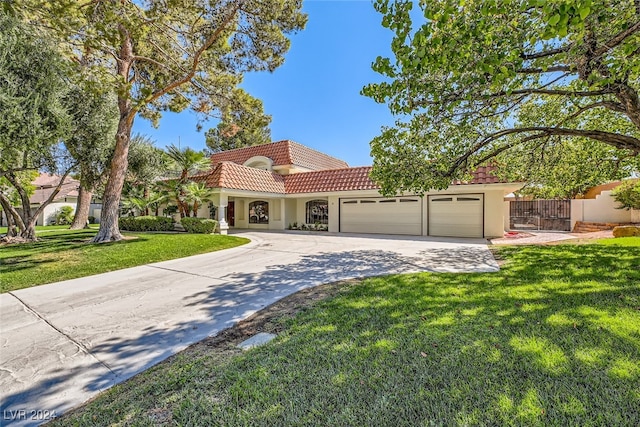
[510,199,571,231]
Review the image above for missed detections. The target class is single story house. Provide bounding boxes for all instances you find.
[192,140,523,238]
[1,173,100,226]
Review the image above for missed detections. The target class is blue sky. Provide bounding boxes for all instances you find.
[132,0,397,167]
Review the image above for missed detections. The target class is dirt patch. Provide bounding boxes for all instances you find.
[199,279,357,350]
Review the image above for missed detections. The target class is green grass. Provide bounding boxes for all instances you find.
[0,229,249,292]
[52,239,640,426]
[0,224,97,234]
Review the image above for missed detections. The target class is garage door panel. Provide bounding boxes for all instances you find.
[428,195,483,238]
[340,198,422,235]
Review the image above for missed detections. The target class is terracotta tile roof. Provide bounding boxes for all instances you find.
[30,173,79,204]
[209,140,349,171]
[194,162,285,194]
[452,166,502,185]
[284,166,378,193]
[194,164,506,194]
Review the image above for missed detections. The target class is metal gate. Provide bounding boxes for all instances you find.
[510,199,571,231]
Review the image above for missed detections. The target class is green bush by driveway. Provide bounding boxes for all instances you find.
[52,238,640,426]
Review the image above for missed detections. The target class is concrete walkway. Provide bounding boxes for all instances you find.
[1,231,497,426]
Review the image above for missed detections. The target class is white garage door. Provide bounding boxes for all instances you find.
[428,194,484,238]
[340,197,422,235]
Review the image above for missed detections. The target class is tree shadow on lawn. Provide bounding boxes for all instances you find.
[4,243,640,425]
[168,244,638,425]
[1,245,492,422]
[0,232,150,278]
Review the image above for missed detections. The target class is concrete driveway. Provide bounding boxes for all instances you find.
[0,231,498,426]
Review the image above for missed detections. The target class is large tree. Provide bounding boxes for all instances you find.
[64,85,119,229]
[16,0,306,242]
[0,13,73,240]
[363,0,640,195]
[205,89,272,153]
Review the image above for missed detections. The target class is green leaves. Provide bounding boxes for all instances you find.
[364,0,640,195]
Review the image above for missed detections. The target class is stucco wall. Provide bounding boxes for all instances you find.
[284,199,297,228]
[503,201,510,231]
[40,201,77,226]
[571,190,631,229]
[328,196,340,233]
[482,190,506,238]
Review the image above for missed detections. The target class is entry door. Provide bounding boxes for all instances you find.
[226,201,235,226]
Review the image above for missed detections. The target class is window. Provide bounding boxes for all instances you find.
[431,197,453,202]
[379,199,396,203]
[249,201,269,224]
[306,199,328,224]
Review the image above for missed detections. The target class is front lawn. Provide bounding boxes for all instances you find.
[53,238,640,426]
[0,229,249,293]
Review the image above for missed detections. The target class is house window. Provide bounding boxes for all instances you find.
[306,199,328,224]
[249,201,269,224]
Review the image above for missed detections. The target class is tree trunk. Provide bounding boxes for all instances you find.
[92,119,132,242]
[92,27,134,243]
[21,216,38,241]
[70,184,93,229]
[0,196,18,237]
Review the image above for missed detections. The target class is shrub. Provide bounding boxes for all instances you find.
[612,225,640,238]
[88,216,96,224]
[55,206,74,225]
[612,179,640,210]
[119,216,174,232]
[181,217,218,234]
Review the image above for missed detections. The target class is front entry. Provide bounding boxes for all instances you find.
[226,201,235,226]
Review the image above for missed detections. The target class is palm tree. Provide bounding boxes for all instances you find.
[164,145,211,217]
[165,145,211,181]
[183,182,215,217]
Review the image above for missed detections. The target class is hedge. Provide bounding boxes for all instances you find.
[181,217,218,234]
[118,216,175,232]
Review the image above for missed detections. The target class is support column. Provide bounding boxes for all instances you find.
[218,193,229,235]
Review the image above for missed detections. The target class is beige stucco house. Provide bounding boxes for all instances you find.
[192,140,522,238]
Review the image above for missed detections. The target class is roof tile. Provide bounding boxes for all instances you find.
[209,140,348,171]
[194,162,285,194]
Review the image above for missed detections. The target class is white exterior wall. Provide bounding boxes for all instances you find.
[632,209,640,223]
[571,190,632,229]
[503,201,510,231]
[483,190,507,238]
[39,201,77,226]
[204,183,516,238]
[328,196,340,233]
[284,199,297,229]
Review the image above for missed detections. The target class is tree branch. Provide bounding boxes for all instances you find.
[594,21,640,57]
[141,1,244,113]
[520,46,570,60]
[559,100,626,125]
[493,88,612,98]
[484,127,640,152]
[517,65,572,74]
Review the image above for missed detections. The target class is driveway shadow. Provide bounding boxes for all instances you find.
[1,245,495,425]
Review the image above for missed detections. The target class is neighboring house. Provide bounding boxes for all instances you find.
[0,173,102,227]
[191,140,522,238]
[30,173,80,226]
